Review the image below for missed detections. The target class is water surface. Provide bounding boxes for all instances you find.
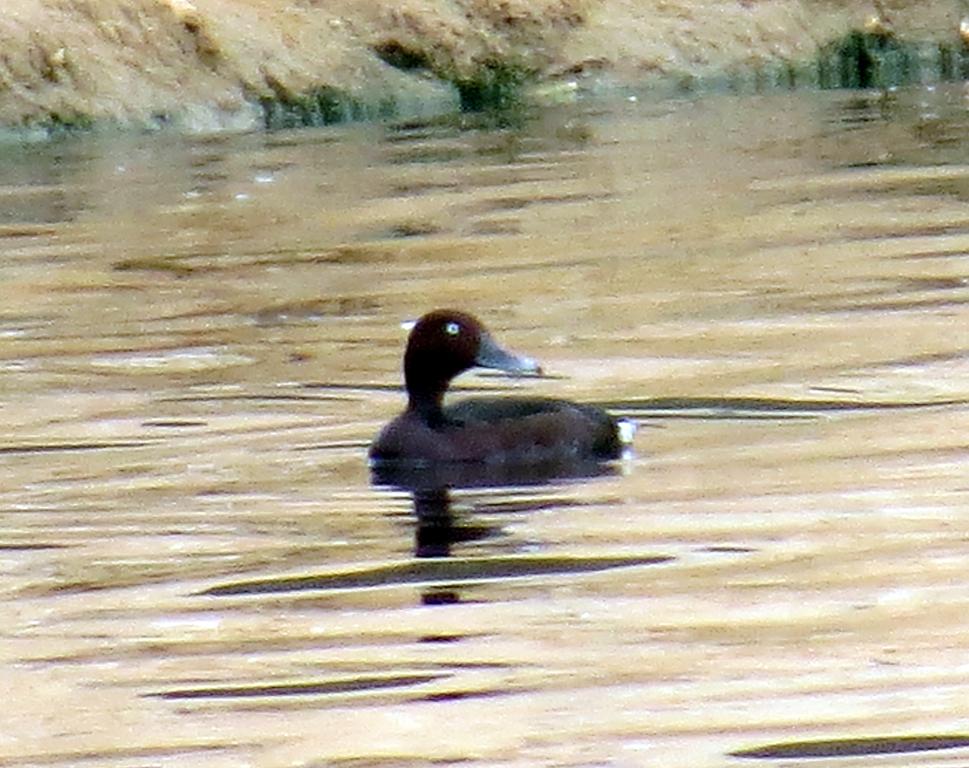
[2,86,969,767]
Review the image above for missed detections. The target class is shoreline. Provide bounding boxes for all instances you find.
[1,0,966,134]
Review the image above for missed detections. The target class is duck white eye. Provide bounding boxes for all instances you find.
[445,322,460,336]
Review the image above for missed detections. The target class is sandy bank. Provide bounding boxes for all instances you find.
[1,0,965,131]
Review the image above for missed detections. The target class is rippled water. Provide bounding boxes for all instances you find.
[2,85,969,767]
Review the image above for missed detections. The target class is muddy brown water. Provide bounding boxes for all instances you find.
[1,86,969,767]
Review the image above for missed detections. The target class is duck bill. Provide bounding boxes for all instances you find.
[475,332,542,375]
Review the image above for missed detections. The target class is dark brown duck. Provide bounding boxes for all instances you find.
[369,309,633,465]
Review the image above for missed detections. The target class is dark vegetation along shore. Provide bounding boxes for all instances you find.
[1,0,967,134]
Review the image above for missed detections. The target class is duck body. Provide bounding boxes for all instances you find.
[372,396,623,464]
[369,309,631,466]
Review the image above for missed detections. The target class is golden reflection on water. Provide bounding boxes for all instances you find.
[2,86,969,767]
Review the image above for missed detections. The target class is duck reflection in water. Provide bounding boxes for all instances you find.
[373,460,619,561]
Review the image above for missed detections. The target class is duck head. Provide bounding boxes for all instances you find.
[403,309,540,418]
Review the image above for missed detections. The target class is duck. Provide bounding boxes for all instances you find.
[369,309,633,465]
